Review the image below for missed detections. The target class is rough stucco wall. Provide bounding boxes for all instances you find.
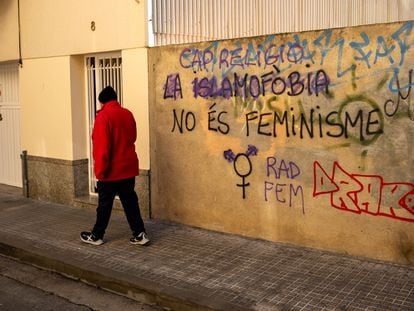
[149,21,414,265]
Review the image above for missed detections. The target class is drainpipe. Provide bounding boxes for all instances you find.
[21,150,29,197]
[148,170,152,219]
[17,0,23,67]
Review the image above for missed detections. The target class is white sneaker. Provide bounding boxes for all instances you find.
[130,232,150,245]
[80,231,104,246]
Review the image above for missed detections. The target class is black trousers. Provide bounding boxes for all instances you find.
[92,177,145,239]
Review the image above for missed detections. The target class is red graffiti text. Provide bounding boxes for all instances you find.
[313,161,414,222]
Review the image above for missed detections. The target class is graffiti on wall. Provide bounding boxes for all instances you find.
[178,22,414,84]
[159,21,414,223]
[224,145,258,199]
[264,156,305,214]
[222,147,306,214]
[165,22,414,143]
[313,161,414,222]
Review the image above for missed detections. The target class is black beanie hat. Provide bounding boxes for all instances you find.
[98,86,117,104]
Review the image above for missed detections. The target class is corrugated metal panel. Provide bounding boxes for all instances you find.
[0,63,21,187]
[151,0,414,46]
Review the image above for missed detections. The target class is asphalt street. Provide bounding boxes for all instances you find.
[0,254,163,311]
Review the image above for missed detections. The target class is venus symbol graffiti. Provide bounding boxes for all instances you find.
[224,145,258,199]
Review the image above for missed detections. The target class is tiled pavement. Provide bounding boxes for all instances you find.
[0,184,413,311]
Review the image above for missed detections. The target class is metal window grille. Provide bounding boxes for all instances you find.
[86,54,123,193]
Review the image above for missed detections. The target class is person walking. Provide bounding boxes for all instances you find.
[80,86,149,246]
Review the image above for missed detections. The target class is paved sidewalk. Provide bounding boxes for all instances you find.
[0,184,413,311]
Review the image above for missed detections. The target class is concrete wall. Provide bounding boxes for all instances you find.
[149,21,414,265]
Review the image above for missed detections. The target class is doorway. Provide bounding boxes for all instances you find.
[85,53,123,193]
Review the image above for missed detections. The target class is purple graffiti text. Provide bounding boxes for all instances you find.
[264,157,305,214]
[266,156,301,179]
[163,74,183,100]
[179,42,305,72]
[192,69,329,100]
[264,182,305,214]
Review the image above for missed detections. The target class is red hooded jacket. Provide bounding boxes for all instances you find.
[92,100,139,181]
